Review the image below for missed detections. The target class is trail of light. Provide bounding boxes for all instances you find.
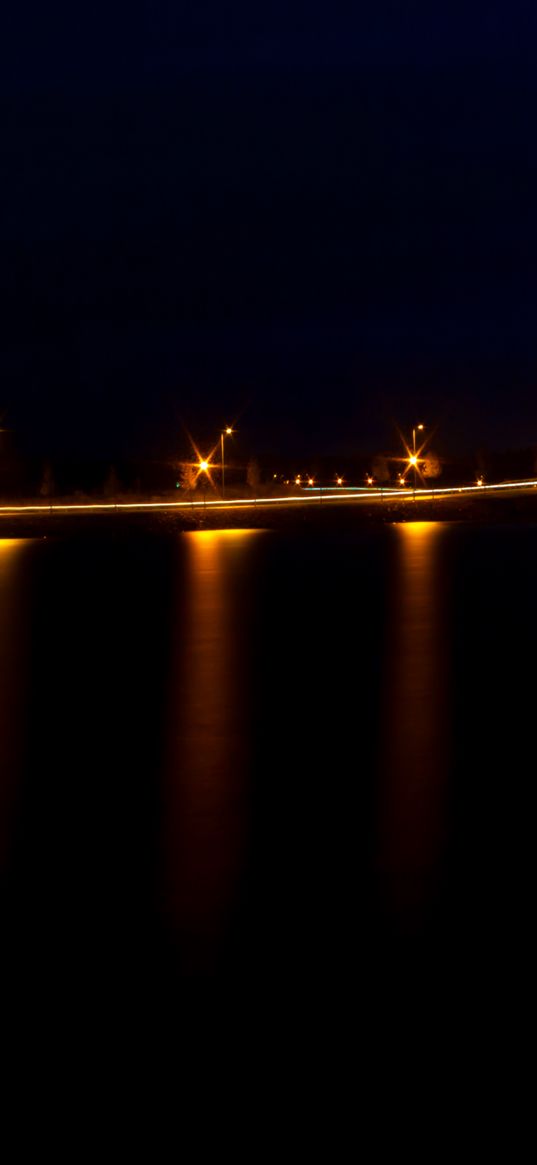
[0,494,374,513]
[0,478,536,516]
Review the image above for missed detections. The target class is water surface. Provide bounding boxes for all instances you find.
[1,522,535,1014]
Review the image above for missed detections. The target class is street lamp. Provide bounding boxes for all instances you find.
[412,423,424,456]
[220,427,233,500]
[410,423,425,490]
[197,457,211,508]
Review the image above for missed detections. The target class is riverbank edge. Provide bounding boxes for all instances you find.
[1,490,537,538]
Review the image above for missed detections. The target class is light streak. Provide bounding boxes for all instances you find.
[0,478,536,517]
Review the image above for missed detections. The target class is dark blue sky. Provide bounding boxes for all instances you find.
[3,2,537,82]
[2,2,537,461]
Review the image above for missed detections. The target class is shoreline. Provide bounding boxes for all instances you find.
[1,490,537,538]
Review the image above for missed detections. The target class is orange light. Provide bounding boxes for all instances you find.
[409,455,418,467]
[308,478,314,486]
[199,460,210,473]
[2,477,537,518]
[367,476,373,485]
[225,427,233,435]
[337,477,343,485]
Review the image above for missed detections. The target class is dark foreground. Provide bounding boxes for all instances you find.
[0,516,535,1048]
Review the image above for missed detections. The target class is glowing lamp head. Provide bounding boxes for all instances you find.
[308,478,314,486]
[409,455,418,467]
[225,427,233,435]
[367,476,373,485]
[337,477,343,485]
[417,424,424,430]
[199,459,209,473]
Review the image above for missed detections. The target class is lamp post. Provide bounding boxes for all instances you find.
[410,423,424,492]
[197,458,210,509]
[220,427,233,500]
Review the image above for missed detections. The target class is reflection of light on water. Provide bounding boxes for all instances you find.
[0,539,26,553]
[163,530,264,972]
[0,540,31,870]
[379,522,450,931]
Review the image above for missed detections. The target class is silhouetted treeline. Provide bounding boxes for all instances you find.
[0,442,536,501]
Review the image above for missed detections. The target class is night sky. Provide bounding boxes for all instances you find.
[2,2,537,461]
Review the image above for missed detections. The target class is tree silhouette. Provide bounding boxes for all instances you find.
[422,453,442,479]
[39,462,55,498]
[372,454,390,483]
[179,462,197,501]
[247,459,260,495]
[104,466,120,497]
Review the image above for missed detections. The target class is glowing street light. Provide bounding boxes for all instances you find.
[410,423,425,489]
[195,456,212,508]
[220,427,234,500]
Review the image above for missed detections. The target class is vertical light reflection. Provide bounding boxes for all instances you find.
[0,540,31,872]
[164,530,263,973]
[378,522,450,933]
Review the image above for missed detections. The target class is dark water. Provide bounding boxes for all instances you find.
[1,522,535,1029]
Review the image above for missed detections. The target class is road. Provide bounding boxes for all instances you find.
[1,477,537,517]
